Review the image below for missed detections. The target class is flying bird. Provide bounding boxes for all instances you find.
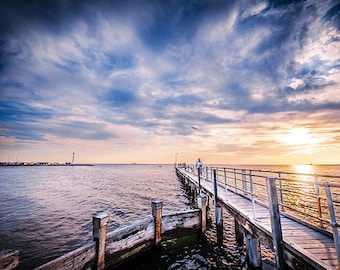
[191,126,199,130]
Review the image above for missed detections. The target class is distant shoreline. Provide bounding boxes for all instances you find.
[0,162,94,166]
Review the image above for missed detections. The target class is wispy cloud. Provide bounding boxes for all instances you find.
[0,0,339,164]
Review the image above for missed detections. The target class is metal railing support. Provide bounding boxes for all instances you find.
[278,171,284,212]
[325,183,340,267]
[242,169,247,195]
[249,171,256,220]
[224,168,228,202]
[315,175,323,228]
[234,168,237,193]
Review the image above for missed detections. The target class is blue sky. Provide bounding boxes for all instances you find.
[0,0,339,164]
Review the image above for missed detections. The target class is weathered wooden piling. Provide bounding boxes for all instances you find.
[198,194,207,233]
[245,231,262,270]
[152,200,163,246]
[213,169,218,206]
[212,169,224,245]
[266,177,284,270]
[234,220,244,246]
[215,204,224,246]
[93,212,110,270]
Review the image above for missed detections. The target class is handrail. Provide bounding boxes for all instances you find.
[177,164,340,266]
[180,164,340,263]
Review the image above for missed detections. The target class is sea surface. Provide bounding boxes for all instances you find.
[0,164,339,269]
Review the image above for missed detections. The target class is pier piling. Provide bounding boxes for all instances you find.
[152,200,163,246]
[215,204,223,246]
[245,231,262,270]
[93,212,110,270]
[198,194,207,233]
[266,177,284,270]
[234,219,244,247]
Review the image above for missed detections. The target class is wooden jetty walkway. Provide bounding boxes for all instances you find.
[176,165,340,270]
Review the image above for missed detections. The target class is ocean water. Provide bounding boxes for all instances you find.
[0,164,339,269]
[0,164,187,269]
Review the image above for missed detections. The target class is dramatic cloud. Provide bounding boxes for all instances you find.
[0,0,339,164]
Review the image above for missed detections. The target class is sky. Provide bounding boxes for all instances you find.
[0,0,339,165]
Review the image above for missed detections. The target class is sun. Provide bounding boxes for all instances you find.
[287,128,311,145]
[280,128,314,145]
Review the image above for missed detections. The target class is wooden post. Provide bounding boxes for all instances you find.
[198,194,207,233]
[212,169,223,245]
[266,177,284,270]
[235,219,244,246]
[213,169,218,206]
[215,205,223,246]
[0,250,19,270]
[197,168,201,192]
[152,200,163,246]
[93,212,110,270]
[245,231,262,270]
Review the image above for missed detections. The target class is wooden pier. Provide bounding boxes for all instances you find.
[176,166,340,270]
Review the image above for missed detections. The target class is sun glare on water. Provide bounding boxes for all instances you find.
[292,164,315,175]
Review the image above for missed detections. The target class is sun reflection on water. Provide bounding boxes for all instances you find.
[290,164,316,197]
[291,164,316,176]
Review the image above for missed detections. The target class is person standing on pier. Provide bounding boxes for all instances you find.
[195,158,203,177]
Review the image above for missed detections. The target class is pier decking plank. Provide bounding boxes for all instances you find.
[177,168,339,270]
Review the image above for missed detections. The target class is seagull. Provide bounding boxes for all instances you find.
[191,126,199,130]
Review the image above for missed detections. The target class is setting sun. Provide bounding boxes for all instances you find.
[288,128,311,145]
[281,128,314,145]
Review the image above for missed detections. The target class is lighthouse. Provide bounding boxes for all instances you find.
[71,152,75,165]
